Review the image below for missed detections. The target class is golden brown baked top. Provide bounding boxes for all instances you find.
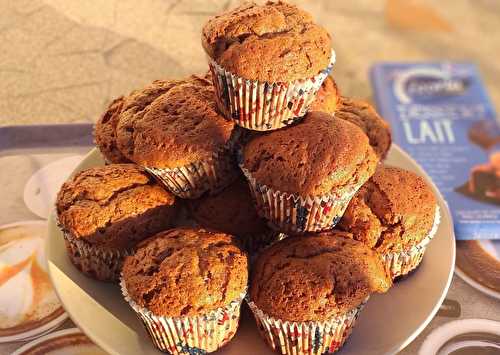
[95,77,196,164]
[242,111,379,196]
[309,76,340,114]
[56,164,176,249]
[115,75,235,168]
[122,227,248,316]
[114,76,198,162]
[188,177,270,239]
[339,165,438,253]
[250,232,391,321]
[202,1,332,82]
[94,97,131,164]
[336,97,392,159]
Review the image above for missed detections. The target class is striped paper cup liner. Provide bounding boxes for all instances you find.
[383,206,441,279]
[208,50,336,131]
[246,298,367,355]
[145,131,242,199]
[145,152,238,200]
[120,279,246,354]
[62,231,132,282]
[239,164,359,234]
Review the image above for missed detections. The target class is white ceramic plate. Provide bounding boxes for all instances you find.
[23,155,83,219]
[455,239,500,300]
[12,327,107,355]
[0,220,68,343]
[46,146,456,355]
[419,318,500,355]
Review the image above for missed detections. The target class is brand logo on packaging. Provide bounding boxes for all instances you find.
[393,67,469,103]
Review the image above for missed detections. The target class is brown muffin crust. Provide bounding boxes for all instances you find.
[339,165,438,253]
[309,76,340,114]
[336,97,392,159]
[250,232,391,321]
[188,177,273,249]
[95,73,212,166]
[113,78,187,161]
[202,1,332,82]
[116,75,235,168]
[56,164,176,249]
[95,78,190,164]
[94,97,131,164]
[122,227,248,317]
[242,111,379,196]
[119,74,212,135]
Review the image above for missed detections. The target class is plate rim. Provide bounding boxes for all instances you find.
[22,154,84,219]
[46,145,456,355]
[10,327,88,355]
[386,145,456,354]
[418,318,500,355]
[454,267,500,301]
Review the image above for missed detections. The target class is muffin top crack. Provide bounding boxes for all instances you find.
[202,1,332,82]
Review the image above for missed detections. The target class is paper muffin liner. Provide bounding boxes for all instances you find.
[246,298,367,355]
[62,231,132,282]
[145,154,237,200]
[383,206,441,279]
[209,50,336,131]
[120,279,246,354]
[145,130,242,199]
[239,164,360,234]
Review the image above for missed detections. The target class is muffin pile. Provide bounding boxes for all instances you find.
[56,2,441,354]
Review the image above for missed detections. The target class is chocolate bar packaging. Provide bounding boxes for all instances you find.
[371,62,500,240]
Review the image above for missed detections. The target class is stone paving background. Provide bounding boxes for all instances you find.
[1,0,499,125]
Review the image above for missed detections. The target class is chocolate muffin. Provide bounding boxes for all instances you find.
[339,165,440,278]
[309,76,340,114]
[202,1,332,82]
[94,76,204,164]
[311,89,392,159]
[121,227,248,353]
[336,97,392,159]
[56,164,177,281]
[248,232,391,354]
[115,75,209,159]
[94,97,130,164]
[188,177,281,255]
[240,111,379,233]
[202,1,335,130]
[115,74,239,199]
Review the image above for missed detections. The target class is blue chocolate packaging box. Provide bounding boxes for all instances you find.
[371,62,500,240]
